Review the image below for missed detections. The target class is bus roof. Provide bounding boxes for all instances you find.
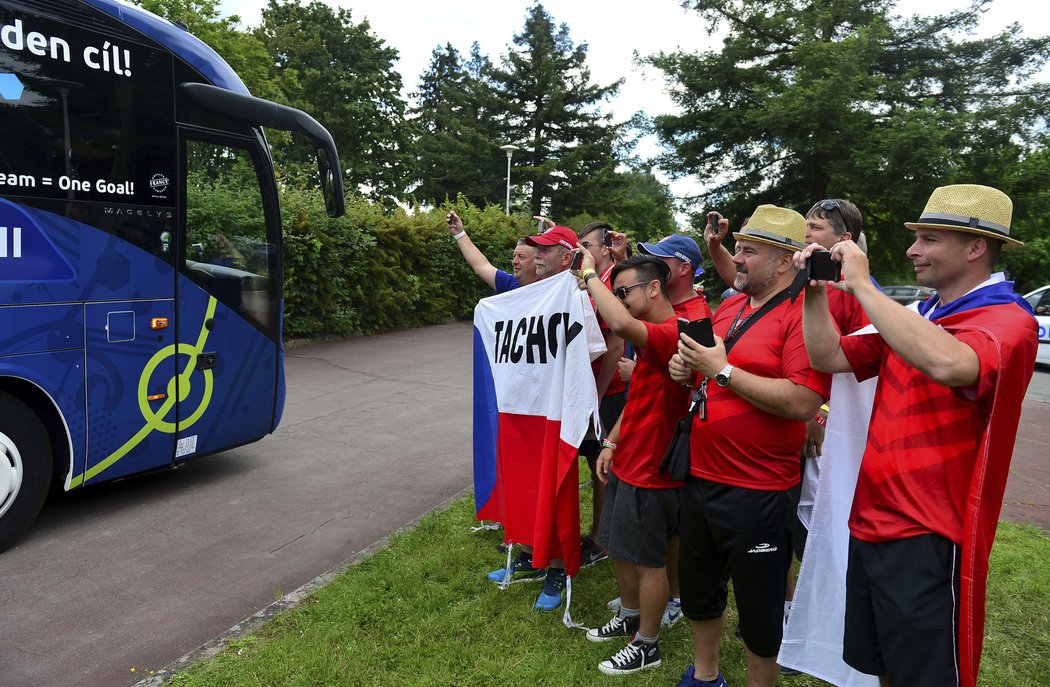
[82,0,249,95]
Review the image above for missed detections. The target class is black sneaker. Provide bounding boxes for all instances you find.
[581,536,609,566]
[586,613,641,642]
[598,637,661,675]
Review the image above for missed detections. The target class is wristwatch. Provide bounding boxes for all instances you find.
[715,364,735,388]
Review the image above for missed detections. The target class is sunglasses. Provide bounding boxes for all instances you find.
[613,281,648,299]
[816,199,839,212]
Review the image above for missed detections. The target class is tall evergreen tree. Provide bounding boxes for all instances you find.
[255,0,413,201]
[647,0,1050,278]
[491,3,625,217]
[410,43,507,207]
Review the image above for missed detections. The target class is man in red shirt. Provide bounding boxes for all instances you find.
[670,204,830,687]
[575,221,626,567]
[485,224,580,611]
[799,184,1038,687]
[574,251,688,676]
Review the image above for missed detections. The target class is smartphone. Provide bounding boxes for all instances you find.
[807,251,842,282]
[570,250,584,271]
[678,317,715,347]
[708,212,721,235]
[537,218,547,233]
[602,230,613,247]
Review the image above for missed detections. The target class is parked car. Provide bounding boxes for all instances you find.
[1023,285,1050,367]
[883,285,936,306]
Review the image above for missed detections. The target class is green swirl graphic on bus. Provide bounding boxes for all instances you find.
[70,297,218,487]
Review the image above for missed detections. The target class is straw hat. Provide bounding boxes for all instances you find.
[732,204,806,252]
[904,184,1020,246]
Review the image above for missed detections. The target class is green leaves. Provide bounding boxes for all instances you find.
[649,0,1050,281]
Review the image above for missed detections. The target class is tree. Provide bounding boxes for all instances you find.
[409,43,508,207]
[137,0,287,101]
[647,0,1050,277]
[255,0,414,202]
[491,3,625,218]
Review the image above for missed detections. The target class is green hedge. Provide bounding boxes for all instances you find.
[278,189,535,337]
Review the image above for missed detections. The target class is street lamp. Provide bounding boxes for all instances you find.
[499,144,519,215]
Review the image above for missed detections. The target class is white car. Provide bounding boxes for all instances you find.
[1024,285,1050,366]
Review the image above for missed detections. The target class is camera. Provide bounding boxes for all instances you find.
[807,251,842,282]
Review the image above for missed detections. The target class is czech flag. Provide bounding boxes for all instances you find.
[473,272,605,575]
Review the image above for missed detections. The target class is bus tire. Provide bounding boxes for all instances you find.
[0,392,53,552]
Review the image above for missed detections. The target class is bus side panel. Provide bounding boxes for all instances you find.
[82,300,176,485]
[0,200,173,306]
[0,303,82,356]
[174,275,277,461]
[0,349,86,489]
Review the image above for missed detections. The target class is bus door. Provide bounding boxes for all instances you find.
[173,133,281,461]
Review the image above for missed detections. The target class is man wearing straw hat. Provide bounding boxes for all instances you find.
[669,204,831,687]
[798,184,1038,687]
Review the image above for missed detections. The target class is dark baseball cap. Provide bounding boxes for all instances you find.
[637,234,703,271]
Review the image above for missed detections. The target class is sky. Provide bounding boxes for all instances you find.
[215,0,1049,210]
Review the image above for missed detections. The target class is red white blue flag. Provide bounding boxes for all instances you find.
[473,272,604,575]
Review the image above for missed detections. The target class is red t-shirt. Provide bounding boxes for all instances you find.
[674,295,713,321]
[612,316,690,489]
[841,304,1033,543]
[690,292,830,490]
[591,264,626,397]
[827,287,869,336]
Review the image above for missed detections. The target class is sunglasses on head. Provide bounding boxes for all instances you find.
[613,281,648,299]
[817,199,839,212]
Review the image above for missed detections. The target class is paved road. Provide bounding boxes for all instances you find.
[0,325,1046,687]
[0,322,477,687]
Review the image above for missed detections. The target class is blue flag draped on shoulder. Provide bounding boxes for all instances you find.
[472,271,605,575]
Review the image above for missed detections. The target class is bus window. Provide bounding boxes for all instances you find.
[182,138,277,337]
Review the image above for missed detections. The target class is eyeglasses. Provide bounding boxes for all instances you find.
[817,199,839,212]
[613,281,648,299]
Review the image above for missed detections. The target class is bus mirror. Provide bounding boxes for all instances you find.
[317,147,344,218]
[179,83,346,217]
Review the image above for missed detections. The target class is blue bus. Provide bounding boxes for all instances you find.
[0,0,345,549]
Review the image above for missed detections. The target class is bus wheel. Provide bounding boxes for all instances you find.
[0,392,53,552]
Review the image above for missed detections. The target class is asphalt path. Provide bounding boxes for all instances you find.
[0,324,1046,687]
[0,322,477,687]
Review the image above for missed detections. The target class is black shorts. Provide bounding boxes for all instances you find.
[679,478,791,658]
[596,472,679,568]
[843,534,961,684]
[580,391,627,459]
[785,454,806,559]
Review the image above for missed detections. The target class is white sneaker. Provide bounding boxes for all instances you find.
[661,598,682,628]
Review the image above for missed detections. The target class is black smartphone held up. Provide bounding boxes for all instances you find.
[603,230,613,247]
[678,317,715,347]
[708,211,721,236]
[570,250,584,271]
[807,250,842,282]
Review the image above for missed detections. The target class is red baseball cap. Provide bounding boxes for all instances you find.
[524,225,578,250]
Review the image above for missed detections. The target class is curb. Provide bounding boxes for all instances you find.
[133,486,473,686]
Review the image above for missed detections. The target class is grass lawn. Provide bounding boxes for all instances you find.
[168,484,1050,687]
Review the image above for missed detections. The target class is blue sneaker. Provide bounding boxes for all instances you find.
[675,665,727,687]
[534,568,567,611]
[486,554,546,584]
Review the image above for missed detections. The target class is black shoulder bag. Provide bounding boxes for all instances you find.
[658,287,794,481]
